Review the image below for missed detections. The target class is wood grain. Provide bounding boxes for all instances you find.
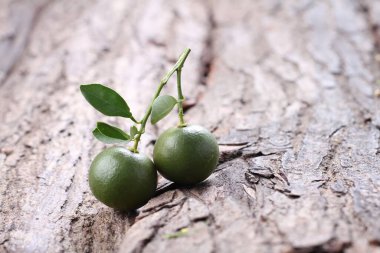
[0,0,379,252]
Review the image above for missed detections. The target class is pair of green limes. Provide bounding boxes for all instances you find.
[89,125,219,211]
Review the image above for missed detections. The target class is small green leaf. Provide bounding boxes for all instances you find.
[80,84,137,122]
[151,95,177,124]
[163,228,189,239]
[97,122,130,139]
[130,125,138,139]
[92,122,130,144]
[93,129,123,144]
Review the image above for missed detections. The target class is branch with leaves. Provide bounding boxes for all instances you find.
[80,48,191,153]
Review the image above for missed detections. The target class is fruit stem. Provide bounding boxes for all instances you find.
[176,68,187,127]
[131,48,191,153]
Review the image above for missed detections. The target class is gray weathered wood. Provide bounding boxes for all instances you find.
[1,0,380,252]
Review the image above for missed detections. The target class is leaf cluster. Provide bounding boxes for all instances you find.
[80,84,178,144]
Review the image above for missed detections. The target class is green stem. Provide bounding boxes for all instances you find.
[176,68,187,127]
[131,48,191,153]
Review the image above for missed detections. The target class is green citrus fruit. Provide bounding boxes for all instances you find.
[153,125,219,185]
[89,146,157,211]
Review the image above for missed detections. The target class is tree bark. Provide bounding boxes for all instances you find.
[1,0,380,252]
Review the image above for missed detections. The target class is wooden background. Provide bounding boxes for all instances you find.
[1,0,380,252]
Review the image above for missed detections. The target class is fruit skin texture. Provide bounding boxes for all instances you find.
[89,146,157,211]
[153,125,219,185]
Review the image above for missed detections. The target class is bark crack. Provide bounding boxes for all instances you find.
[199,5,216,86]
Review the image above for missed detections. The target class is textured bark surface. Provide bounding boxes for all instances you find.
[1,0,380,252]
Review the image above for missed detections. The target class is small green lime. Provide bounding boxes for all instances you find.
[153,125,219,185]
[89,146,157,211]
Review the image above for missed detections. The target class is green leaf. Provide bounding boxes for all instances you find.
[163,228,189,239]
[130,125,138,139]
[92,122,130,144]
[93,129,123,144]
[151,95,177,124]
[80,84,136,121]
